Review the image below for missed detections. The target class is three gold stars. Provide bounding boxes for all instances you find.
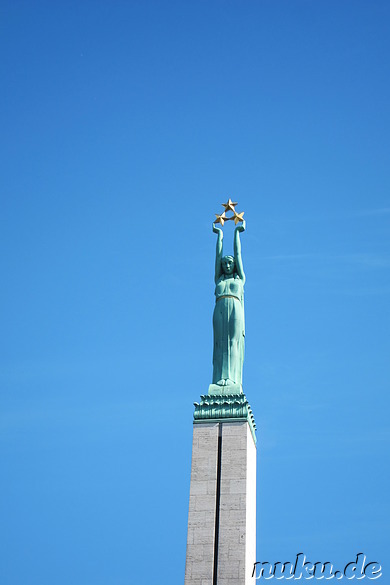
[215,199,245,226]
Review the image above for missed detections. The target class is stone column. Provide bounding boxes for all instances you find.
[184,392,256,585]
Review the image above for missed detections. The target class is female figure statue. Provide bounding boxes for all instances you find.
[212,221,246,387]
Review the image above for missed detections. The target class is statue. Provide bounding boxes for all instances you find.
[211,199,246,390]
[194,199,255,434]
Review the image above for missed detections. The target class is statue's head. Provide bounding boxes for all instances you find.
[222,255,235,275]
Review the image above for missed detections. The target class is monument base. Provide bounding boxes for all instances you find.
[208,383,242,395]
[193,391,256,444]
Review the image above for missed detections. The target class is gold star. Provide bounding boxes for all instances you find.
[233,211,245,225]
[215,212,227,226]
[222,198,238,213]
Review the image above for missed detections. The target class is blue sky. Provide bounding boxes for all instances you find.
[1,1,389,583]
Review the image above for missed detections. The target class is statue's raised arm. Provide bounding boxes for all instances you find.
[234,220,246,284]
[213,223,224,284]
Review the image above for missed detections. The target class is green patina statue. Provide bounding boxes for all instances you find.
[193,201,255,441]
[212,220,246,387]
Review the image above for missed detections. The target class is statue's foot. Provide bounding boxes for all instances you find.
[216,379,235,386]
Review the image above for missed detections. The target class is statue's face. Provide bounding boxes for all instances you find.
[222,256,235,275]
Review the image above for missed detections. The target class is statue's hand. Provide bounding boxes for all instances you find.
[235,220,246,233]
[213,222,223,235]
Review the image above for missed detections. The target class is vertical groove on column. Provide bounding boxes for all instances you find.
[213,423,223,585]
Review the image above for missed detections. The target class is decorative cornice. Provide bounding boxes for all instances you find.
[193,393,256,443]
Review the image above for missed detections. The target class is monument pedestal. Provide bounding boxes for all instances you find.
[184,393,256,585]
